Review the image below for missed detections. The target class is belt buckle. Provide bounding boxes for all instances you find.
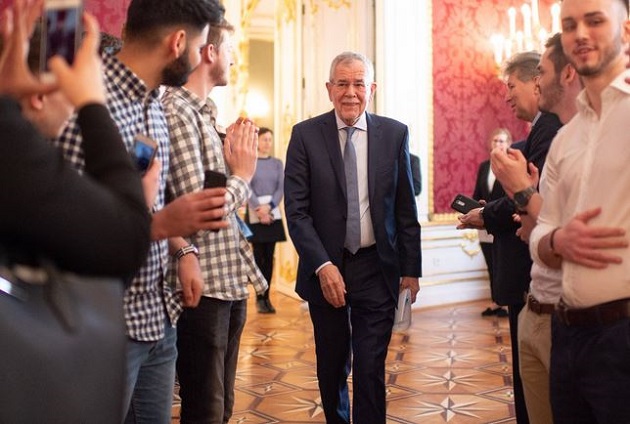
[555,299,570,325]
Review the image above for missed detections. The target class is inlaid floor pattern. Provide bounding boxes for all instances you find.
[172,296,516,423]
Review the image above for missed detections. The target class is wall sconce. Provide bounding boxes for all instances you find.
[490,1,561,69]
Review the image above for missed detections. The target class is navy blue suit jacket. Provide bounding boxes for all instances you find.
[284,110,422,306]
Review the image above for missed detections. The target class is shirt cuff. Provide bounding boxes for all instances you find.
[529,222,554,266]
[315,261,332,275]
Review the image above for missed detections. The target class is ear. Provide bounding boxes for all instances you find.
[562,63,577,85]
[205,43,217,64]
[368,82,377,102]
[623,18,630,45]
[326,81,334,101]
[28,94,46,111]
[167,29,187,58]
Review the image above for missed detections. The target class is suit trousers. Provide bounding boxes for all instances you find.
[308,247,395,424]
[550,315,630,423]
[518,306,553,424]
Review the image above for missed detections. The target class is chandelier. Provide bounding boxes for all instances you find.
[490,1,561,67]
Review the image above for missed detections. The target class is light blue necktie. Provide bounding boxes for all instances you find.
[343,126,361,254]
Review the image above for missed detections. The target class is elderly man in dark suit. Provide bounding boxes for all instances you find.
[284,51,422,424]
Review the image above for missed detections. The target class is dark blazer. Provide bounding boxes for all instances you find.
[284,110,422,306]
[410,154,422,196]
[482,112,562,305]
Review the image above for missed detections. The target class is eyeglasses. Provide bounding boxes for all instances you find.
[330,81,368,92]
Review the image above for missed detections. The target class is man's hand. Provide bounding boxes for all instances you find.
[141,159,161,210]
[555,208,628,268]
[177,254,203,307]
[400,276,420,304]
[514,213,536,243]
[224,119,258,182]
[491,147,539,198]
[318,264,346,308]
[151,188,228,240]
[456,207,485,229]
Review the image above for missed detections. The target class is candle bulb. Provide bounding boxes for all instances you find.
[531,0,540,30]
[551,3,561,34]
[508,7,517,39]
[516,31,524,52]
[521,4,532,38]
[491,34,504,66]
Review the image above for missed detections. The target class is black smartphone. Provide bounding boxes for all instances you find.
[40,0,83,72]
[204,170,227,189]
[131,135,158,175]
[450,194,482,214]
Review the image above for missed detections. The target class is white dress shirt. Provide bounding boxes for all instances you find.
[530,70,630,308]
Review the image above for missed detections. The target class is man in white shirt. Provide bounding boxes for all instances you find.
[492,32,582,424]
[528,0,630,421]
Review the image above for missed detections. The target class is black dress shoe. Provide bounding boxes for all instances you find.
[265,298,276,314]
[495,307,509,317]
[481,307,496,317]
[256,298,271,313]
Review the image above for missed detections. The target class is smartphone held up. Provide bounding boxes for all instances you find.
[40,0,83,71]
[131,135,158,175]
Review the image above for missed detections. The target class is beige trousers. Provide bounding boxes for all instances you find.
[517,305,553,424]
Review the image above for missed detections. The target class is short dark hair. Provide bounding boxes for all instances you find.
[99,32,122,55]
[124,0,224,43]
[544,33,569,75]
[258,127,273,137]
[206,18,234,47]
[503,51,541,82]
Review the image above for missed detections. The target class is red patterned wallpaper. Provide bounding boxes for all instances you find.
[431,0,559,213]
[0,0,129,36]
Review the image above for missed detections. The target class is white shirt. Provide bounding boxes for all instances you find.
[530,70,630,308]
[528,169,562,304]
[336,112,376,248]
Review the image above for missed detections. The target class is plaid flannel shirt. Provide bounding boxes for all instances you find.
[162,87,267,299]
[52,54,183,341]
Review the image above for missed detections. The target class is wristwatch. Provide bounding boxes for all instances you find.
[513,186,537,210]
[174,244,199,260]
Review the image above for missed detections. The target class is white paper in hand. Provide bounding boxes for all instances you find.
[393,288,412,332]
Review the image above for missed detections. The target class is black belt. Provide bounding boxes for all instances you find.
[555,297,630,326]
[343,244,376,256]
[527,294,555,315]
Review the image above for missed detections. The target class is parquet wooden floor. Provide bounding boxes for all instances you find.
[172,295,517,423]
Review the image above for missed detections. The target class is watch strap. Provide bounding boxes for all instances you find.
[174,244,199,260]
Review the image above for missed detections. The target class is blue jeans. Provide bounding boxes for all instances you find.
[176,296,247,424]
[550,314,630,423]
[122,320,177,424]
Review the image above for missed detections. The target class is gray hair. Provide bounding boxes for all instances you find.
[503,51,541,82]
[329,51,375,84]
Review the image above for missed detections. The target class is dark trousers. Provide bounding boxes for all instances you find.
[253,242,275,299]
[308,247,395,424]
[176,297,247,424]
[480,242,496,301]
[550,314,630,423]
[508,303,529,424]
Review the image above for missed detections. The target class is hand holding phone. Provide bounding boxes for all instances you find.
[450,194,482,214]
